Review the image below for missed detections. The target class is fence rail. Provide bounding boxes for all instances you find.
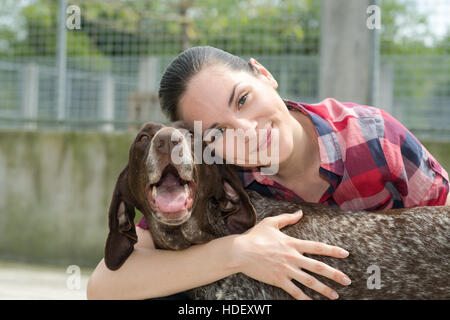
[0,0,448,140]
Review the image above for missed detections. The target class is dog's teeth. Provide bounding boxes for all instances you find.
[184,184,189,195]
[152,186,157,199]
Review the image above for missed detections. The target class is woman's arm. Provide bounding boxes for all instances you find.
[87,226,239,300]
[87,212,350,300]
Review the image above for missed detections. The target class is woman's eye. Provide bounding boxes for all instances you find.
[237,93,248,109]
[217,127,226,136]
[208,127,225,143]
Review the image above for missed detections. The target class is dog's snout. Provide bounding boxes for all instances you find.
[154,129,182,155]
[147,125,194,184]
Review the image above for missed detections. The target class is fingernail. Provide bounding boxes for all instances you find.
[342,276,352,286]
[331,291,339,300]
[296,210,303,216]
[340,249,349,257]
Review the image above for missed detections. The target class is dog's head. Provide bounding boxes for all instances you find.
[104,121,257,270]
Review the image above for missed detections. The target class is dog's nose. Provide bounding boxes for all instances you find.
[154,129,183,155]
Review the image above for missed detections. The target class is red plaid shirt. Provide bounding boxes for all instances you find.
[237,98,449,210]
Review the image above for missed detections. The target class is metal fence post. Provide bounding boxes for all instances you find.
[379,62,394,115]
[22,63,39,130]
[319,0,372,104]
[100,74,115,132]
[369,0,380,107]
[56,0,67,126]
[127,56,165,126]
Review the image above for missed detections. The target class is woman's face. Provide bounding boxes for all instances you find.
[178,61,297,168]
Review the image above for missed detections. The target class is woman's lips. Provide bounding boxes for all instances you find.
[266,125,272,148]
[257,123,272,152]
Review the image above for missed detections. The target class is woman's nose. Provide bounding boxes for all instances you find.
[233,118,258,132]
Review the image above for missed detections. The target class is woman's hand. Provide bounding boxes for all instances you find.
[231,210,351,300]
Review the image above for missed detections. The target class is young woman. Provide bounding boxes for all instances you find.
[88,46,449,300]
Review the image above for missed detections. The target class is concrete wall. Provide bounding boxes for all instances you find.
[0,131,449,268]
[0,130,135,268]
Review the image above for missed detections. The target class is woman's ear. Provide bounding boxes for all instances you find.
[249,58,278,89]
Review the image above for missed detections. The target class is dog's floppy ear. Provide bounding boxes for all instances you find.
[219,165,257,234]
[104,166,138,271]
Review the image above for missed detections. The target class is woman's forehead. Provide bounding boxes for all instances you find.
[189,64,243,93]
[179,66,248,131]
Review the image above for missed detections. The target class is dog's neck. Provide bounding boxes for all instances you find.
[146,210,217,250]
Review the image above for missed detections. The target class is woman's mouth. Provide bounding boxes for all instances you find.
[257,123,272,152]
[266,125,272,148]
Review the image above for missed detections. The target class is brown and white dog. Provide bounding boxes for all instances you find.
[104,122,450,299]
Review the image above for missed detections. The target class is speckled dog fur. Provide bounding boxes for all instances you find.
[190,191,450,300]
[104,122,450,300]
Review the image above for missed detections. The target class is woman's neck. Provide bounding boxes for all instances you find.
[274,110,321,182]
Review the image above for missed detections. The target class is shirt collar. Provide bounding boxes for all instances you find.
[283,99,344,178]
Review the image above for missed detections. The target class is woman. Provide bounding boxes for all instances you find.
[88,46,449,300]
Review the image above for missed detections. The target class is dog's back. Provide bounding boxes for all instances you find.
[104,122,450,299]
[191,192,450,299]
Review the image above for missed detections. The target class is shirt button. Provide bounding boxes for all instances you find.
[428,159,436,169]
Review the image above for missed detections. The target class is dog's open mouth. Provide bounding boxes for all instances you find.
[146,164,195,224]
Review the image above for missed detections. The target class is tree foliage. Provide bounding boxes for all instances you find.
[1,0,446,58]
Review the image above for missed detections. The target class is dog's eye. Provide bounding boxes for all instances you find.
[140,135,150,143]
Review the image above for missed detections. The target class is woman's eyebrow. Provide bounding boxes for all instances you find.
[228,82,241,106]
[207,122,218,131]
[205,81,242,131]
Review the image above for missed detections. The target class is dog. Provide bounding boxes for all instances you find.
[104,122,450,299]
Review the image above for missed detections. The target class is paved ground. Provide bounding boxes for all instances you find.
[0,261,92,300]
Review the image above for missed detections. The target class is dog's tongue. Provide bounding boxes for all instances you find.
[156,173,187,212]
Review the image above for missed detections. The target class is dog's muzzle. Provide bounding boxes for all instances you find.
[145,127,195,225]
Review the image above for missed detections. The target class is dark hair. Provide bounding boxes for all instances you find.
[159,46,257,121]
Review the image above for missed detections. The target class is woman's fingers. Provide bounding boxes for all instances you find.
[289,268,340,300]
[280,265,339,300]
[237,212,352,300]
[295,239,349,258]
[265,210,303,229]
[266,213,349,259]
[299,255,352,287]
[291,239,352,287]
[279,279,312,300]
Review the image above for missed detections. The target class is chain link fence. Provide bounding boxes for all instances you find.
[0,0,449,139]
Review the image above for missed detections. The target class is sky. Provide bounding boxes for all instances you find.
[415,0,449,40]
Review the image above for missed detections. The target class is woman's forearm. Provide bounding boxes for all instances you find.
[87,234,240,300]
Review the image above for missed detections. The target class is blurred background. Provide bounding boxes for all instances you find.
[0,0,448,299]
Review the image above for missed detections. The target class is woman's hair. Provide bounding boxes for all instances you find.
[159,46,257,121]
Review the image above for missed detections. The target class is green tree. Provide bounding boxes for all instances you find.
[2,0,442,58]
